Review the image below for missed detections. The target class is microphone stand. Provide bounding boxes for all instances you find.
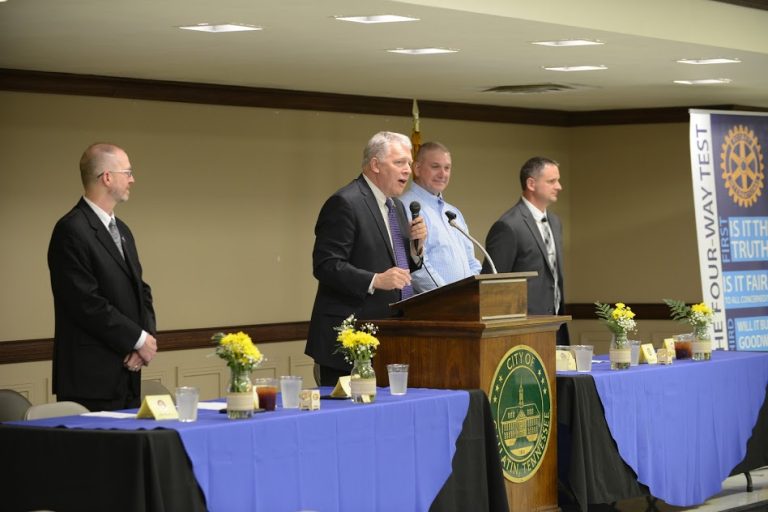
[445,211,498,274]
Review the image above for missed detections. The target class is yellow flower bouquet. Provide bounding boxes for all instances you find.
[212,331,264,418]
[664,299,714,360]
[334,315,380,403]
[595,302,637,370]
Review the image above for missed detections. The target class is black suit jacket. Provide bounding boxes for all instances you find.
[48,198,156,401]
[306,176,419,370]
[483,200,567,343]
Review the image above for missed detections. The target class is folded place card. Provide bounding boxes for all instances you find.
[556,349,577,371]
[657,348,673,365]
[639,343,658,365]
[330,376,351,398]
[300,389,321,410]
[137,394,179,420]
[663,338,677,359]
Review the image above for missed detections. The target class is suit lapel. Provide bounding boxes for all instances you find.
[517,201,554,277]
[77,199,132,277]
[356,177,396,265]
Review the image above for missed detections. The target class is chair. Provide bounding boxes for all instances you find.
[0,389,33,422]
[24,401,89,420]
[141,380,174,403]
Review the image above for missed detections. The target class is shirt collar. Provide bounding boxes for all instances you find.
[408,182,443,204]
[522,197,547,222]
[362,174,389,208]
[82,196,115,228]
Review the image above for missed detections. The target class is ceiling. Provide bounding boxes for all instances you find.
[1,0,767,112]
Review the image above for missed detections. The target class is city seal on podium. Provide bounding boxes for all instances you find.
[489,344,552,483]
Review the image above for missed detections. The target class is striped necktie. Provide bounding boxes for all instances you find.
[108,218,125,259]
[541,217,560,313]
[386,199,414,299]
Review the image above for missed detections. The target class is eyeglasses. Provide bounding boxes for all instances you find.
[97,169,134,179]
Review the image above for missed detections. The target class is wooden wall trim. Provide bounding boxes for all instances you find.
[2,68,763,126]
[0,321,310,366]
[0,304,680,365]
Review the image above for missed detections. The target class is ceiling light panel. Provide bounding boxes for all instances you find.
[677,58,741,65]
[674,78,732,85]
[543,65,607,72]
[532,39,604,47]
[334,15,419,24]
[178,23,262,33]
[387,48,458,55]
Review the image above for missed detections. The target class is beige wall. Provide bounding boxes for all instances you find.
[0,91,705,401]
[0,91,705,342]
[0,90,575,341]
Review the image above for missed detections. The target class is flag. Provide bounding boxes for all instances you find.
[410,99,421,159]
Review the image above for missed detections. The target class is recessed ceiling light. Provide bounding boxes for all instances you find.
[677,58,741,65]
[674,78,732,85]
[532,39,604,47]
[543,65,607,72]
[178,23,262,33]
[387,48,458,55]
[334,15,419,24]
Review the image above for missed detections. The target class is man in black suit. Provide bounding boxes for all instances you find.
[48,143,158,411]
[483,156,569,344]
[307,132,427,386]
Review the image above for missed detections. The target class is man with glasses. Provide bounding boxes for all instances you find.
[48,143,157,411]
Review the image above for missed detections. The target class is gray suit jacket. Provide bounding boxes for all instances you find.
[483,199,565,317]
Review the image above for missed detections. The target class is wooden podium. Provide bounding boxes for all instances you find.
[373,272,569,512]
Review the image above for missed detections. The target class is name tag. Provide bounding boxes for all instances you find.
[137,394,178,420]
[639,344,657,365]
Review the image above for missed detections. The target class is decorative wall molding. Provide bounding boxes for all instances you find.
[0,321,310,365]
[0,304,682,365]
[2,68,763,127]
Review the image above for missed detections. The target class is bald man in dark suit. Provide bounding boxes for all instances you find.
[48,143,157,411]
[306,132,427,386]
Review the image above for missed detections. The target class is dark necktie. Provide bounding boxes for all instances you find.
[386,199,414,299]
[541,217,560,313]
[108,218,125,259]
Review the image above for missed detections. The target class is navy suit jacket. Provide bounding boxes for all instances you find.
[306,176,419,370]
[48,198,156,401]
[483,199,566,319]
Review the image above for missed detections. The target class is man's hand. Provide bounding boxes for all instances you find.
[410,216,427,255]
[373,267,412,290]
[137,334,158,365]
[123,352,144,372]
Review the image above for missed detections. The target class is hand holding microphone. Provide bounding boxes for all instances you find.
[408,201,426,255]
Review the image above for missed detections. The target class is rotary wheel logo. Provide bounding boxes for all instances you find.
[489,345,552,483]
[720,125,764,208]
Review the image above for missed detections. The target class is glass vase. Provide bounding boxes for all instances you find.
[692,325,712,361]
[609,332,631,370]
[226,367,254,419]
[350,358,377,404]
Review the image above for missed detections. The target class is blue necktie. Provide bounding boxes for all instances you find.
[386,199,414,299]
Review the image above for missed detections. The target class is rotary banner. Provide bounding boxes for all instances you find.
[689,110,768,351]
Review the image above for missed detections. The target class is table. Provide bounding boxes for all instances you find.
[0,388,508,512]
[557,351,768,511]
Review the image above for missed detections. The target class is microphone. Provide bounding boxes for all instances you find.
[445,211,498,274]
[409,201,421,253]
[407,200,438,290]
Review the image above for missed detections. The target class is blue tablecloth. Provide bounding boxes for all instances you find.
[13,387,469,512]
[559,351,768,506]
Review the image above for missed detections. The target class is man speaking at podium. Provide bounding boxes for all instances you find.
[483,156,569,345]
[306,132,427,386]
[400,142,482,293]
